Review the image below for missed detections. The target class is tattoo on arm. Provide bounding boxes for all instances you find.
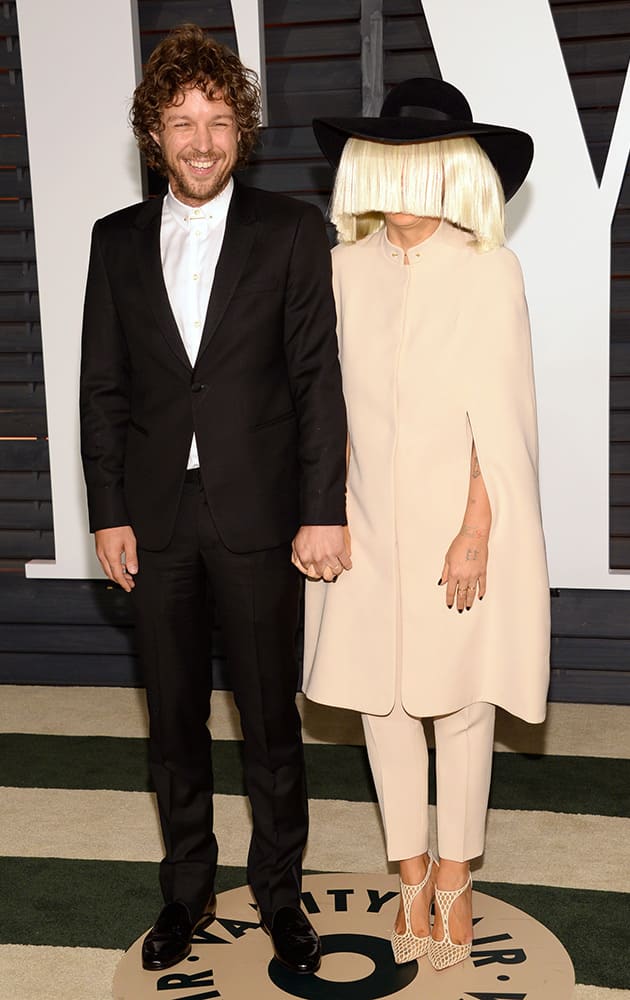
[472,455,481,479]
[465,548,479,561]
[461,524,489,539]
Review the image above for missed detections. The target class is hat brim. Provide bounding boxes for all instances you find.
[312,116,533,202]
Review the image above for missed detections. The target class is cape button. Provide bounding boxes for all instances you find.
[191,382,206,393]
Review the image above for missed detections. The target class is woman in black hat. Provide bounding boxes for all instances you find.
[301,79,550,971]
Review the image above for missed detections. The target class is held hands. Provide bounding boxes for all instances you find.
[439,526,488,611]
[95,525,138,593]
[292,525,352,582]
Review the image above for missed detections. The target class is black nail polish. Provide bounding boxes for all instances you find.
[437,578,442,586]
[458,608,463,614]
[478,595,484,601]
[465,606,471,611]
[447,604,453,609]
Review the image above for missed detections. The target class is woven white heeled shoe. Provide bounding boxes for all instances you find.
[428,871,473,970]
[391,851,436,964]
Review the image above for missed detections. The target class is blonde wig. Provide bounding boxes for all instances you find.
[330,135,505,250]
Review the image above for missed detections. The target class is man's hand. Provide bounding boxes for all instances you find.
[292,525,352,582]
[95,525,138,593]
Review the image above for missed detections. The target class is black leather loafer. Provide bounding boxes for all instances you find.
[142,895,217,971]
[265,906,321,974]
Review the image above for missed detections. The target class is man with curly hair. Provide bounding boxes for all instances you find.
[80,24,348,975]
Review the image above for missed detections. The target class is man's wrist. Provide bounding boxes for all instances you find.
[298,522,346,529]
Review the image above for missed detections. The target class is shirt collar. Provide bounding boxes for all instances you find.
[165,177,234,231]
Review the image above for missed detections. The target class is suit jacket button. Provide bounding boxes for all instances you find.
[191,382,205,393]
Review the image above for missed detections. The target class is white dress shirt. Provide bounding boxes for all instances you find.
[160,178,234,469]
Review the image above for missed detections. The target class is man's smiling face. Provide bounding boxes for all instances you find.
[151,85,240,206]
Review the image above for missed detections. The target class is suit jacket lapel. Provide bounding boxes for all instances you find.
[196,179,257,365]
[133,196,192,373]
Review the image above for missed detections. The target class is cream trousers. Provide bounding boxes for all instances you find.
[362,700,495,862]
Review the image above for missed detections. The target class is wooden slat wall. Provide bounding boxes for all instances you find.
[383,0,439,84]
[0,572,627,702]
[0,0,629,703]
[0,2,52,568]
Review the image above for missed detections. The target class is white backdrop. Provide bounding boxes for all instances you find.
[15,0,630,588]
[422,0,630,590]
[17,0,144,578]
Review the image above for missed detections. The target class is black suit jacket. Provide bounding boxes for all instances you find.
[80,180,347,552]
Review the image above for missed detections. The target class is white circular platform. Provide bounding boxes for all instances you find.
[113,872,574,999]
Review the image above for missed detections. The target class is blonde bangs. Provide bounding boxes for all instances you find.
[329,135,505,250]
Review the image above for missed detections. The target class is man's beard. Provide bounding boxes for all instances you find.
[167,152,234,204]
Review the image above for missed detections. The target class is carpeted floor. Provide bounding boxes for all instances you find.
[0,686,628,1000]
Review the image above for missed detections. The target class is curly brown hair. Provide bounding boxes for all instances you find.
[131,23,261,173]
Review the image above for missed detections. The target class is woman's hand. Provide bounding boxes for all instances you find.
[439,530,488,611]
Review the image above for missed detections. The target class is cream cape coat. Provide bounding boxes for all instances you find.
[303,222,550,723]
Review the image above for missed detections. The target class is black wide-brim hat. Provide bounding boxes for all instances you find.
[313,78,533,202]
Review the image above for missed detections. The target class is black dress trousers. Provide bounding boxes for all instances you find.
[132,477,306,926]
